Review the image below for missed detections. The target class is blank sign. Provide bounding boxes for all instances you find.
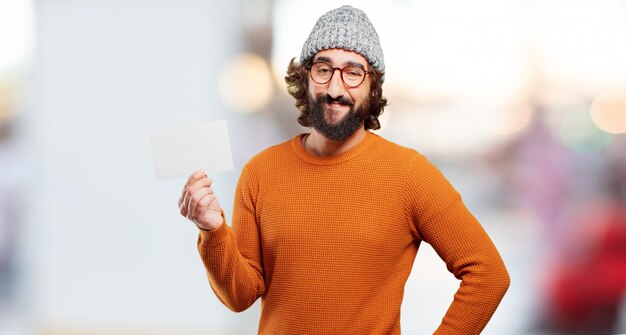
[149,120,234,181]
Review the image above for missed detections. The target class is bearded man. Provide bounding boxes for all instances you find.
[179,5,509,334]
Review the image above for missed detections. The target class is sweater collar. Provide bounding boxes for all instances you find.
[291,131,377,165]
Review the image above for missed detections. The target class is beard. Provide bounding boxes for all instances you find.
[306,94,368,141]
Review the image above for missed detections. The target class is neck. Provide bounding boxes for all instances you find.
[303,127,367,157]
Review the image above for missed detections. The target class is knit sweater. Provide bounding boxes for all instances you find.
[197,132,510,334]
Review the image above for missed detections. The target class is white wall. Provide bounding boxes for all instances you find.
[28,0,262,333]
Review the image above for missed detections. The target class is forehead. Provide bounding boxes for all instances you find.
[312,49,368,67]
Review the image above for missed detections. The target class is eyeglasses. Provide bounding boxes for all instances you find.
[307,62,369,88]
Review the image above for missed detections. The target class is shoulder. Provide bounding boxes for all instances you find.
[369,134,449,185]
[369,133,424,165]
[242,137,295,173]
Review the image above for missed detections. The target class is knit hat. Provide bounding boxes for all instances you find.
[300,5,385,75]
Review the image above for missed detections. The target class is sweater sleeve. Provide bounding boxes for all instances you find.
[197,166,265,312]
[404,154,510,335]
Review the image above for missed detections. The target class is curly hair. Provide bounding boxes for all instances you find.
[284,57,388,130]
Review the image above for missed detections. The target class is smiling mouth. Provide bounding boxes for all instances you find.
[324,103,350,115]
[319,94,353,106]
[324,102,350,110]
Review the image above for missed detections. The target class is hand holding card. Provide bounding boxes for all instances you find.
[177,169,224,231]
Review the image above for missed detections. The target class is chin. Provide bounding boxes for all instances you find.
[324,113,348,125]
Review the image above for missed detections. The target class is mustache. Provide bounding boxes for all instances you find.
[316,94,354,106]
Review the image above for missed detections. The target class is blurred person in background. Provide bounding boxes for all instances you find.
[178,5,509,334]
[493,108,573,244]
[536,156,626,335]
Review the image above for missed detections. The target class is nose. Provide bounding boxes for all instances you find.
[326,68,347,99]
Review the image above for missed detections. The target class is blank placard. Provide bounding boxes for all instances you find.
[149,120,234,181]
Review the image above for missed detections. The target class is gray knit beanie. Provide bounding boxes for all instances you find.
[300,5,385,75]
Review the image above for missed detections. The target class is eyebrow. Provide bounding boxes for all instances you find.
[313,56,367,69]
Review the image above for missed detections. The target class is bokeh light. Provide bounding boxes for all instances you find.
[479,101,534,136]
[218,53,274,113]
[558,108,614,153]
[0,81,17,125]
[591,89,626,134]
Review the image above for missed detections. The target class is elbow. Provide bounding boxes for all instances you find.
[503,268,511,290]
[501,266,511,293]
[494,269,511,298]
[464,258,511,297]
[210,283,259,313]
[226,300,254,313]
[217,290,259,313]
[486,259,511,297]
[216,293,257,313]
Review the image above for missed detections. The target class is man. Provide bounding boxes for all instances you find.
[179,5,509,334]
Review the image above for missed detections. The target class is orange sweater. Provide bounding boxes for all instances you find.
[198,132,510,334]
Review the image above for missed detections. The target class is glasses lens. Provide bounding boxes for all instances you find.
[309,62,367,87]
[311,63,333,83]
[342,66,365,87]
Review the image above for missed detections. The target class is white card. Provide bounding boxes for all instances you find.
[149,120,234,181]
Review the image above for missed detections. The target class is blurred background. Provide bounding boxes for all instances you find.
[1,0,626,334]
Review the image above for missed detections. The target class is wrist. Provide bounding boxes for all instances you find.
[196,221,222,232]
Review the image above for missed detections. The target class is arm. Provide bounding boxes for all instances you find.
[181,168,265,312]
[404,155,510,334]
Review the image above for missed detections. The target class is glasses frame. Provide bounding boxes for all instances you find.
[307,61,370,88]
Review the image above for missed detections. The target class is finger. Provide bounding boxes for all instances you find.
[181,189,192,216]
[188,176,214,196]
[187,187,213,222]
[186,169,207,190]
[195,195,220,227]
[195,193,217,217]
[181,177,213,216]
[190,168,206,179]
[178,182,188,208]
[180,186,195,216]
[180,196,188,217]
[197,192,214,208]
[179,169,206,208]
